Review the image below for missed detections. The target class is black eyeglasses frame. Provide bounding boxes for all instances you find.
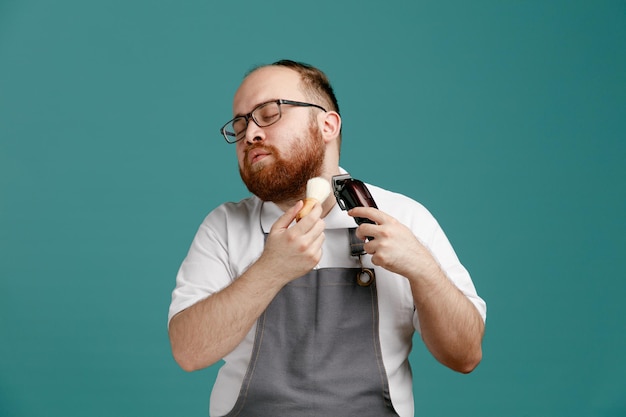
[219,99,327,144]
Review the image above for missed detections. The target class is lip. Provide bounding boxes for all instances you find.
[248,148,271,165]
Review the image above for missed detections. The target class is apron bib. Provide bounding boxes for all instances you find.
[222,229,398,417]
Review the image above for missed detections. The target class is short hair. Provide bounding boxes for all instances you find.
[244,59,343,149]
[269,59,340,116]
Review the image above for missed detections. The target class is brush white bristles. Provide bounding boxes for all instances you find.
[296,177,331,222]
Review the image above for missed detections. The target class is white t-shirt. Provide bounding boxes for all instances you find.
[169,179,487,417]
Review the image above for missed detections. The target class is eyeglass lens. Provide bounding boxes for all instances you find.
[228,101,282,142]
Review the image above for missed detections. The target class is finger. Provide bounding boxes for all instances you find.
[355,223,378,241]
[271,200,304,231]
[348,207,385,224]
[305,225,326,257]
[296,202,323,232]
[311,229,326,255]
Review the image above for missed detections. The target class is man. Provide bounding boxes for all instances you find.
[168,59,486,416]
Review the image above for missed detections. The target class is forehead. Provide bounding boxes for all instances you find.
[233,66,304,114]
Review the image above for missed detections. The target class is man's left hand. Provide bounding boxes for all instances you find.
[348,206,439,280]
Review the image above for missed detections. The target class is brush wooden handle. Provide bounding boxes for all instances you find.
[295,198,316,222]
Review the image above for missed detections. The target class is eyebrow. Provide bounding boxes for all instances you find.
[234,98,279,118]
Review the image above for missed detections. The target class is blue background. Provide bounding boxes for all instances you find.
[1,1,625,416]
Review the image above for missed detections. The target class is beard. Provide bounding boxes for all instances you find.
[239,122,325,203]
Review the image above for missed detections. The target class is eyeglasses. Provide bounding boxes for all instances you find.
[220,99,327,144]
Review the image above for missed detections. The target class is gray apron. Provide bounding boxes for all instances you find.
[222,229,398,416]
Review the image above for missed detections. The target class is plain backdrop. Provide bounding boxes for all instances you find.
[1,1,625,416]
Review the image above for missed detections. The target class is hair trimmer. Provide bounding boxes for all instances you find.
[332,174,378,225]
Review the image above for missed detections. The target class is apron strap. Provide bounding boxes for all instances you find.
[348,227,366,256]
[348,228,375,287]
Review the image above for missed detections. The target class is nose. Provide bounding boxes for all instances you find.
[243,119,265,145]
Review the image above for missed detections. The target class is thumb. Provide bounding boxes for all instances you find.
[271,200,304,231]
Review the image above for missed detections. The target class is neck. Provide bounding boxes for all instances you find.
[274,166,341,218]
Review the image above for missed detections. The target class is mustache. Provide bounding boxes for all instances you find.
[245,143,270,154]
[244,144,278,163]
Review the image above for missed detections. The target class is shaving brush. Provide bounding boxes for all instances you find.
[295,177,331,222]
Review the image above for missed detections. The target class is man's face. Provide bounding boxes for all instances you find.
[233,67,326,203]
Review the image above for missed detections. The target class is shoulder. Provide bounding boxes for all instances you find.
[203,196,260,225]
[364,182,443,242]
[366,183,433,220]
[196,196,262,241]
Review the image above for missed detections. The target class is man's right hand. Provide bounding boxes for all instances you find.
[257,200,326,285]
[169,200,326,371]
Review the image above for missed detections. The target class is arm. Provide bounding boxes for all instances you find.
[349,207,484,374]
[169,201,325,372]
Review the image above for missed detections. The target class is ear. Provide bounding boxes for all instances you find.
[319,111,341,144]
